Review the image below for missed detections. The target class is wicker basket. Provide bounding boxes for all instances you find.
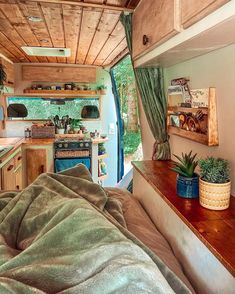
[199,178,231,210]
[31,125,55,138]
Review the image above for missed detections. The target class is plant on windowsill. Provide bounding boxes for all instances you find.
[0,63,7,93]
[198,157,231,210]
[98,143,106,155]
[71,119,82,133]
[97,84,107,95]
[171,151,199,198]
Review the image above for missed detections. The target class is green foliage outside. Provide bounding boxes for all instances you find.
[112,55,137,118]
[123,130,141,155]
[113,55,141,156]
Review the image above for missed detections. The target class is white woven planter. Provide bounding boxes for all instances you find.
[199,178,231,210]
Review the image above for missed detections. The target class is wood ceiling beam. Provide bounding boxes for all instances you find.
[28,0,134,12]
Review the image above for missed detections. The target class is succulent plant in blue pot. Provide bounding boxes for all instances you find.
[172,151,199,198]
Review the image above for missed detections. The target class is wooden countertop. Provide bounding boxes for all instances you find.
[132,160,235,277]
[0,136,109,163]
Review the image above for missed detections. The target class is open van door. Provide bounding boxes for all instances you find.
[110,69,124,182]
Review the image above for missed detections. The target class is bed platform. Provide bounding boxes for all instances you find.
[0,164,194,293]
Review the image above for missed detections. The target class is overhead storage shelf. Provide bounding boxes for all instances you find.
[134,1,235,68]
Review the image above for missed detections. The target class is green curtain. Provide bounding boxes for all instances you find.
[120,13,170,160]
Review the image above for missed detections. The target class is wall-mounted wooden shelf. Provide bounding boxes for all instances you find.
[24,89,98,95]
[168,126,208,145]
[168,106,208,115]
[167,87,219,146]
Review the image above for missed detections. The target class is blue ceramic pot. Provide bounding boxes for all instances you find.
[176,174,199,198]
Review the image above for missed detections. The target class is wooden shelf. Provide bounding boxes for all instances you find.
[167,88,218,146]
[168,126,208,145]
[98,153,108,160]
[98,174,108,181]
[168,106,208,114]
[24,89,99,96]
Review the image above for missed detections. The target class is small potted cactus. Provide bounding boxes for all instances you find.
[198,157,231,210]
[172,151,199,198]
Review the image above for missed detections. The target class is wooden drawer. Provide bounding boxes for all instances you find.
[14,151,22,168]
[2,158,15,190]
[132,0,181,59]
[181,0,230,28]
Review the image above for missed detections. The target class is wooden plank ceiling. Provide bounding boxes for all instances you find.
[0,0,140,66]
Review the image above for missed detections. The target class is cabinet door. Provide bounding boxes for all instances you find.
[22,66,96,83]
[132,0,181,59]
[2,158,15,190]
[0,57,14,87]
[26,149,47,185]
[15,165,23,191]
[181,0,230,28]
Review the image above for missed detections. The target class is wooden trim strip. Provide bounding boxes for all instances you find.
[28,0,134,12]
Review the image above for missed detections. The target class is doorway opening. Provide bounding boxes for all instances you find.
[112,55,142,176]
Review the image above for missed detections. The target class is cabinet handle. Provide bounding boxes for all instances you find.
[40,165,45,173]
[143,34,149,45]
[17,156,22,161]
[7,164,14,171]
[16,185,20,190]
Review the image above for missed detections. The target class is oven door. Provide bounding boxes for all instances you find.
[55,157,91,173]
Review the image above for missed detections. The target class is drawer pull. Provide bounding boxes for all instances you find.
[40,165,45,173]
[16,185,20,190]
[143,34,149,45]
[17,156,22,161]
[7,164,14,171]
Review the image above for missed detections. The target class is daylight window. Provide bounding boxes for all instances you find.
[7,97,100,120]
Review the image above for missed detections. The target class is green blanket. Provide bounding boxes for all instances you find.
[0,165,191,293]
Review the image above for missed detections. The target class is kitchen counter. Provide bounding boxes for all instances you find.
[0,137,109,163]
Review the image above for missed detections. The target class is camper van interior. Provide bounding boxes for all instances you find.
[0,0,234,293]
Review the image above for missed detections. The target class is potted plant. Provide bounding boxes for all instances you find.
[0,63,7,92]
[172,151,199,198]
[97,84,107,95]
[98,143,106,155]
[198,157,231,210]
[71,119,82,133]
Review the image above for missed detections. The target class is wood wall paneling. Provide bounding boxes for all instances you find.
[0,0,140,66]
[22,65,97,82]
[95,20,126,65]
[62,4,82,64]
[85,10,120,64]
[76,7,103,64]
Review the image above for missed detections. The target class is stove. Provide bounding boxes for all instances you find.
[54,139,92,151]
[54,139,92,173]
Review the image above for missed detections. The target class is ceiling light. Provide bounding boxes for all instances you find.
[27,16,42,22]
[21,46,71,57]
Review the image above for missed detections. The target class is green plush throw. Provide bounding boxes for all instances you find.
[0,165,190,293]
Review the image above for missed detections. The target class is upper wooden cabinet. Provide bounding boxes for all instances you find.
[132,0,181,59]
[181,0,230,28]
[22,66,96,83]
[0,57,14,87]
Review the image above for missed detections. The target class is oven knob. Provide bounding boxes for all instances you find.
[85,143,89,147]
[64,143,68,148]
[58,143,62,148]
[80,143,84,147]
